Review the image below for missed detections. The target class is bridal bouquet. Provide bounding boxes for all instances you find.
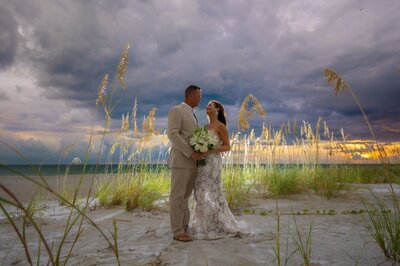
[190,126,219,166]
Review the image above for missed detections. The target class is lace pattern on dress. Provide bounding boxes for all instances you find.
[189,131,242,240]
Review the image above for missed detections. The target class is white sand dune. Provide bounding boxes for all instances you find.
[0,178,399,265]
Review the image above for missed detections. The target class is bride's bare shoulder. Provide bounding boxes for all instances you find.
[217,121,227,128]
[215,123,228,133]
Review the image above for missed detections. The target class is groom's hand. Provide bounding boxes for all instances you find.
[191,151,202,161]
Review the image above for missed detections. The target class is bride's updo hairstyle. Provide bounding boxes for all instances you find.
[211,100,227,125]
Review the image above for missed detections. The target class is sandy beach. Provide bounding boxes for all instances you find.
[0,175,399,265]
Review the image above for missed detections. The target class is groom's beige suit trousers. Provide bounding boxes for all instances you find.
[167,103,198,237]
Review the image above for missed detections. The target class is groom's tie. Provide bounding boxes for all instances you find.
[192,111,198,125]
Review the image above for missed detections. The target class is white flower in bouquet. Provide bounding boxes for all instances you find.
[190,126,219,166]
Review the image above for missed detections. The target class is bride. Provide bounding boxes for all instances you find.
[189,100,243,240]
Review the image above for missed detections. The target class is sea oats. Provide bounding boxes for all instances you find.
[281,123,288,136]
[109,142,119,156]
[324,68,377,142]
[117,43,130,90]
[260,123,270,141]
[104,107,112,129]
[142,107,157,134]
[266,126,272,142]
[340,128,346,142]
[307,123,314,141]
[249,129,256,141]
[293,120,298,135]
[230,132,240,149]
[238,96,250,130]
[281,134,287,145]
[315,117,322,139]
[323,68,349,96]
[301,121,307,138]
[121,113,130,132]
[237,94,266,131]
[96,74,109,105]
[273,129,282,146]
[131,97,138,136]
[324,121,330,139]
[71,157,82,165]
[62,144,75,156]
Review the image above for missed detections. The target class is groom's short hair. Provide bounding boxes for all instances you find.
[185,85,201,98]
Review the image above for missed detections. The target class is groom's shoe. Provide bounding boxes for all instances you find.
[173,233,193,242]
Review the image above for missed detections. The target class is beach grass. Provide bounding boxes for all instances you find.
[0,43,134,265]
[323,67,400,263]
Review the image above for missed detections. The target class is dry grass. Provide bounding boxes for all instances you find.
[324,67,400,262]
[116,43,130,90]
[237,94,266,131]
[96,74,109,106]
[142,107,158,135]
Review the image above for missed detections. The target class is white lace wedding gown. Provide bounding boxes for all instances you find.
[189,132,243,240]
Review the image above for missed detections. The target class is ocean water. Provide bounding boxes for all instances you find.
[0,164,170,177]
[1,163,394,177]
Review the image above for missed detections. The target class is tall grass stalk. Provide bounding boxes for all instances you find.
[272,200,297,266]
[291,214,313,265]
[324,68,376,142]
[363,189,400,262]
[273,200,282,266]
[36,236,42,266]
[324,67,400,262]
[112,220,120,263]
[0,183,55,265]
[0,201,32,265]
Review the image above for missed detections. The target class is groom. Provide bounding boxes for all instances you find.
[167,85,202,242]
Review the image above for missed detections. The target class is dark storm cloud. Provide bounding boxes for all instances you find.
[0,138,57,164]
[0,4,19,69]
[3,0,400,140]
[4,1,123,107]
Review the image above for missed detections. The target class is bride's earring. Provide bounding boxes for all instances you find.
[215,111,218,116]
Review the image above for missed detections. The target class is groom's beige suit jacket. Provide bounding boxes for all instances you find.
[167,103,198,168]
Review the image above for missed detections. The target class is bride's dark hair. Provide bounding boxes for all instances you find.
[210,100,227,125]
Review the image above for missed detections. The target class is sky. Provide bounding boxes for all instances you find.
[0,0,399,164]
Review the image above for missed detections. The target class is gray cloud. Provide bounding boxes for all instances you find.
[0,138,57,164]
[0,4,19,69]
[2,0,400,146]
[0,90,10,101]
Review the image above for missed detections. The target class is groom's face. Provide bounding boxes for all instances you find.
[188,89,201,108]
[193,90,201,107]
